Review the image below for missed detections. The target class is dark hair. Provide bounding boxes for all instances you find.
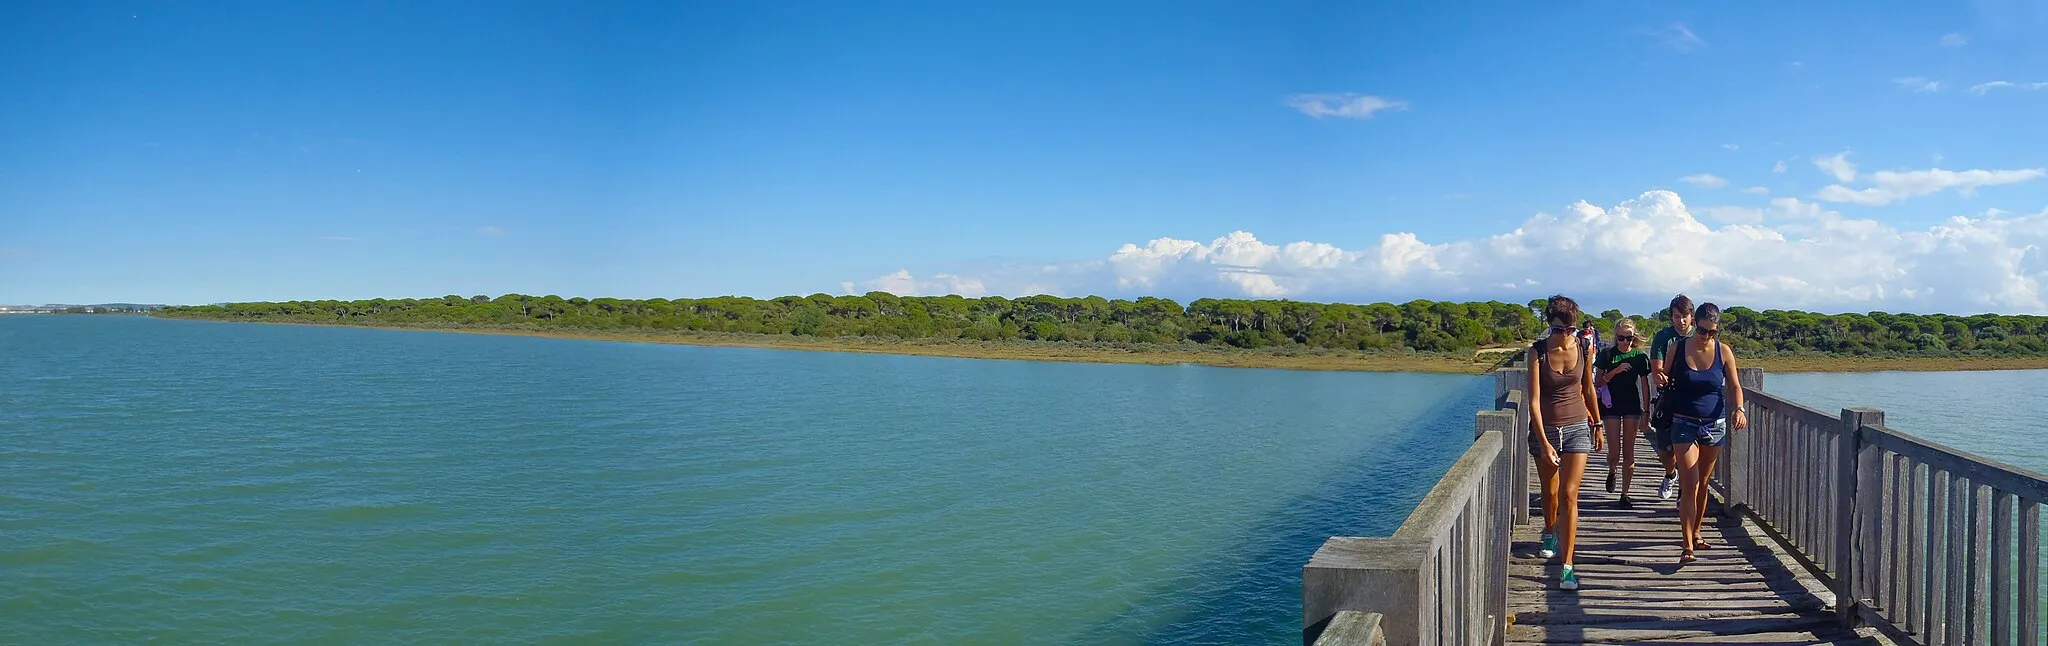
[1544,295,1580,327]
[1669,294,1694,317]
[1695,302,1721,324]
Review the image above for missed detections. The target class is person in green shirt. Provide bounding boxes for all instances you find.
[1644,294,1693,501]
[1596,319,1653,507]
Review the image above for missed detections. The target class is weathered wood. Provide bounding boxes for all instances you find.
[1863,426,2048,504]
[1945,472,1966,646]
[1506,613,1836,644]
[1966,482,1986,645]
[1924,467,1946,643]
[1904,458,1921,635]
[1836,409,1880,627]
[1991,490,2011,646]
[1323,373,2041,646]
[1884,453,1903,622]
[2019,498,2038,645]
[1312,611,1387,646]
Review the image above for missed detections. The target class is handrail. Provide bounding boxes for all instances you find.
[1311,612,1387,646]
[1861,424,2048,503]
[1732,384,2045,644]
[1303,419,1512,646]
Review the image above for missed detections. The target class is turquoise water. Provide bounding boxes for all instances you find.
[0,316,1490,644]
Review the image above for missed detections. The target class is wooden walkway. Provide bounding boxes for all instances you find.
[1508,435,1891,644]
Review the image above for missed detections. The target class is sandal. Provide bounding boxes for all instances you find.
[1694,539,1712,550]
[1679,549,1696,564]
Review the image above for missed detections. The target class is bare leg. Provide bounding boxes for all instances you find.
[1673,443,1702,552]
[1604,424,1622,474]
[1559,452,1588,565]
[1618,418,1640,494]
[1692,444,1722,546]
[1535,449,1561,534]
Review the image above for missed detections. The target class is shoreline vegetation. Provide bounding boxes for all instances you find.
[152,293,2048,374]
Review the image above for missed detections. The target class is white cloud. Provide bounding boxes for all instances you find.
[1721,143,1740,151]
[1941,33,1970,46]
[1285,93,1408,119]
[845,269,990,298]
[1970,81,2048,94]
[1894,77,1943,92]
[1740,186,1770,195]
[1813,152,1857,183]
[1680,174,1729,188]
[1773,160,1789,174]
[476,226,507,236]
[1815,167,2047,206]
[1640,23,1707,51]
[846,192,2048,313]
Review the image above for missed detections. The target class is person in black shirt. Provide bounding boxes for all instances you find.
[1596,319,1653,507]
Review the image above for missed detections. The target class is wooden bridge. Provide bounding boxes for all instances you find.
[1303,366,2048,645]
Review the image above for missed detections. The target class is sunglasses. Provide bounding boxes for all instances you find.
[1615,335,1635,342]
[1697,328,1721,337]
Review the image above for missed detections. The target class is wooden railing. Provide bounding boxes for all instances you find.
[1302,411,1516,645]
[1732,379,2048,644]
[1311,612,1387,646]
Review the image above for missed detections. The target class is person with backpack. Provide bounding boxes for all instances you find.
[1644,294,1692,502]
[1596,319,1652,507]
[1662,302,1748,563]
[1526,295,1604,590]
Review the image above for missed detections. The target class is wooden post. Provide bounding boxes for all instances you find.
[1837,407,1883,627]
[1729,367,1764,513]
[1477,411,1516,646]
[1303,538,1426,645]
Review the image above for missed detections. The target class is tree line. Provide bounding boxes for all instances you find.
[156,293,2048,357]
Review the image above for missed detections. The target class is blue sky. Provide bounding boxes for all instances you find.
[6,2,2048,313]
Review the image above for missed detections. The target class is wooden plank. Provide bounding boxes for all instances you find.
[1312,611,1387,646]
[1836,408,1881,626]
[1505,613,1834,644]
[1991,489,2011,646]
[1945,472,1967,646]
[1966,481,1984,645]
[1924,468,1946,644]
[1905,458,1922,635]
[1885,452,1903,621]
[2018,498,2038,646]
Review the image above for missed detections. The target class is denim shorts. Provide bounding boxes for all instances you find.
[1670,416,1728,447]
[1528,420,1595,455]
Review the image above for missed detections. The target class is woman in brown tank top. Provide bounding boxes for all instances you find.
[1525,295,1605,591]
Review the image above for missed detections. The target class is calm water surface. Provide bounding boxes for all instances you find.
[1771,370,2048,473]
[0,316,1490,644]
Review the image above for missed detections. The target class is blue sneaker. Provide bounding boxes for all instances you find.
[1539,533,1558,559]
[1559,564,1580,590]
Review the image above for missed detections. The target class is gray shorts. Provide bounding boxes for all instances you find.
[1528,420,1596,455]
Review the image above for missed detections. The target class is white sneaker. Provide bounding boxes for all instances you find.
[1658,475,1678,501]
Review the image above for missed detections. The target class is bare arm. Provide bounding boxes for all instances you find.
[1721,342,1747,429]
[1526,347,1544,431]
[1581,344,1604,450]
[1580,347,1602,427]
